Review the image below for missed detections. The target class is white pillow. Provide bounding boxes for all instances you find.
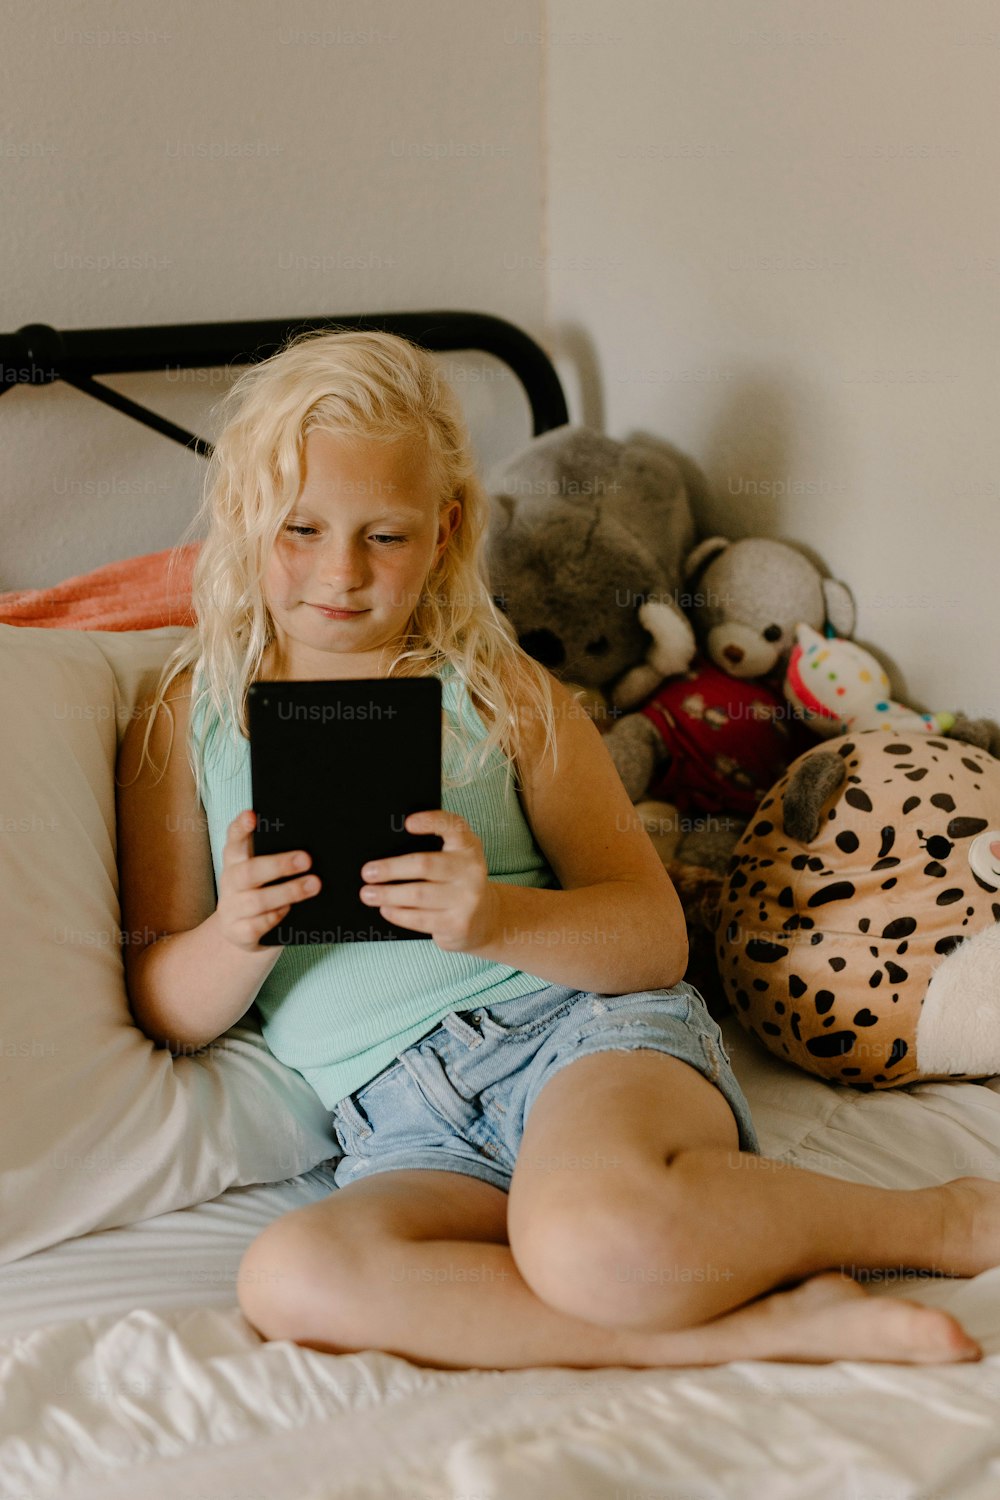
[0,623,338,1265]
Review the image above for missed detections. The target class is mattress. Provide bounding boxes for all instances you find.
[7,1015,1000,1500]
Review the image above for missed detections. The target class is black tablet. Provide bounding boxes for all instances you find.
[248,677,444,945]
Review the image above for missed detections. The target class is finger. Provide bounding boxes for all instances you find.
[377,904,431,932]
[224,809,258,864]
[232,849,314,893]
[403,809,474,849]
[361,880,448,908]
[362,851,466,887]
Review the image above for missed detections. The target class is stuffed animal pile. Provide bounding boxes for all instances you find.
[485,423,1000,1065]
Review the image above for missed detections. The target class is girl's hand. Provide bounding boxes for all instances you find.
[217,809,321,951]
[359,809,500,953]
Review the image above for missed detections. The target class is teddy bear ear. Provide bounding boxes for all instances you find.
[822,578,856,639]
[682,536,730,582]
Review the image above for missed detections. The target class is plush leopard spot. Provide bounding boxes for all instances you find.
[925,835,953,859]
[814,989,835,1013]
[789,974,807,999]
[845,788,873,811]
[923,862,948,878]
[873,857,900,870]
[949,816,988,839]
[854,1009,879,1026]
[878,827,896,857]
[869,969,883,987]
[885,744,912,755]
[829,956,847,972]
[745,939,788,963]
[885,962,908,984]
[904,768,929,781]
[881,878,898,890]
[836,831,860,854]
[930,793,956,812]
[807,882,856,907]
[806,1031,857,1058]
[902,796,921,813]
[882,917,917,939]
[935,888,965,906]
[961,758,984,774]
[778,886,794,907]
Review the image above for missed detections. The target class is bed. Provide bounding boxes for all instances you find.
[3,311,1000,1500]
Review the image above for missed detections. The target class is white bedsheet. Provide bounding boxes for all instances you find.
[7,1015,1000,1500]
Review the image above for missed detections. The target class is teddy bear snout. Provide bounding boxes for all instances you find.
[704,621,779,680]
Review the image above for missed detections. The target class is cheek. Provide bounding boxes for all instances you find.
[264,546,300,597]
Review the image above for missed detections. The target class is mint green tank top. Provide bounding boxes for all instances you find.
[192,661,557,1110]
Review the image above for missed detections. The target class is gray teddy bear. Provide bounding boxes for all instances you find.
[485,424,703,709]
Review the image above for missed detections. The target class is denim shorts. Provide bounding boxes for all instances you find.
[328,980,761,1194]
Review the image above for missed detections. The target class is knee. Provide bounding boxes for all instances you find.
[510,1180,693,1329]
[236,1213,366,1345]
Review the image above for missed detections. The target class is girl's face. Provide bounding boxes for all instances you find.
[262,428,461,680]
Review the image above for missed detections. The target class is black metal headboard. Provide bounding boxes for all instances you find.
[0,311,569,459]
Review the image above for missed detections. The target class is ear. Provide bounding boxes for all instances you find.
[782,752,847,843]
[488,491,517,535]
[683,536,730,582]
[823,578,856,638]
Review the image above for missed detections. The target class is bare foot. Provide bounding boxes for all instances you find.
[937,1176,1000,1279]
[628,1271,982,1368]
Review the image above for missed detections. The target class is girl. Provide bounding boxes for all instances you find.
[117,329,995,1373]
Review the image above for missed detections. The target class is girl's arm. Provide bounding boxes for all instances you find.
[476,671,690,994]
[116,672,281,1054]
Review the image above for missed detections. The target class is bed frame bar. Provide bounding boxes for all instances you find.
[0,311,569,458]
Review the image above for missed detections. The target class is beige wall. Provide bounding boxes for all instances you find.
[546,0,999,719]
[0,0,544,587]
[3,0,996,723]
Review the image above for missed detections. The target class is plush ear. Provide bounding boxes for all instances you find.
[782,753,847,843]
[823,577,856,638]
[682,536,730,582]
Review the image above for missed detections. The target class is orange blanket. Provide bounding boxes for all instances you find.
[0,543,199,631]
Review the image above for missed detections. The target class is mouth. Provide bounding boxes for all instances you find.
[310,604,369,619]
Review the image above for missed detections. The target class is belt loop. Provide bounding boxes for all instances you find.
[441,1008,483,1048]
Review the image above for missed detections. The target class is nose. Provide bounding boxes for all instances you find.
[315,537,369,588]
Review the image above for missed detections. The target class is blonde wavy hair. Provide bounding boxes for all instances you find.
[137,327,559,802]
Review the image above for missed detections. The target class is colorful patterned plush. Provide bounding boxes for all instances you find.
[715,731,1000,1087]
[784,623,953,737]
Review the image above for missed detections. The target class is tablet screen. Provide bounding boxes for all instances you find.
[248,676,443,945]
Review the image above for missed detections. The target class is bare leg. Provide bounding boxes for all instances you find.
[277,1236,981,1373]
[506,1052,1000,1333]
[238,1170,983,1373]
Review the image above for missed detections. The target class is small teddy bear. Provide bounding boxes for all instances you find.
[681,535,856,684]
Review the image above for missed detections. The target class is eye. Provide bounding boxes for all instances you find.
[284,523,316,537]
[584,635,610,656]
[762,623,783,643]
[370,535,407,546]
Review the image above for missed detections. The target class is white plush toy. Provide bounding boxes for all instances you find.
[783,622,955,737]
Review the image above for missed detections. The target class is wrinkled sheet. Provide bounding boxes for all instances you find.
[7,1016,1000,1500]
